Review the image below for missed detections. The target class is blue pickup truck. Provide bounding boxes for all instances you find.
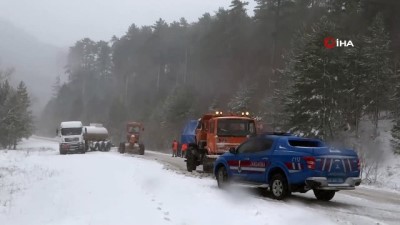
[213,133,361,201]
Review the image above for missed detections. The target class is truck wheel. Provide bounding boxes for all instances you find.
[59,146,66,155]
[139,144,145,155]
[202,157,213,173]
[186,154,196,172]
[119,143,125,154]
[95,143,100,151]
[106,142,112,152]
[217,166,229,189]
[100,142,106,152]
[269,173,289,200]
[313,190,335,201]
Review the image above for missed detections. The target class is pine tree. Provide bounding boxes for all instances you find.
[254,0,268,20]
[362,13,392,138]
[340,36,367,136]
[10,81,34,149]
[391,120,400,154]
[228,83,256,113]
[0,80,12,147]
[391,58,400,153]
[162,86,194,124]
[230,0,249,16]
[283,17,345,140]
[52,76,61,98]
[2,92,18,148]
[393,59,400,118]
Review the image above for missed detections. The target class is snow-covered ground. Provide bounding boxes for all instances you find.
[358,119,400,191]
[0,138,336,225]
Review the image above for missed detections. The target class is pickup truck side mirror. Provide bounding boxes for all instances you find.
[85,127,88,134]
[229,147,236,154]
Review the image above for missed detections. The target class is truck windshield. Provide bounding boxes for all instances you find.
[61,128,82,136]
[128,126,140,133]
[217,119,256,137]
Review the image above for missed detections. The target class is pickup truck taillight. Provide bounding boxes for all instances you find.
[303,156,316,170]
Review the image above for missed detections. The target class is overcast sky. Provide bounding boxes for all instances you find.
[0,0,256,47]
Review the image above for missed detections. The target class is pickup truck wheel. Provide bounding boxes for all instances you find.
[217,166,229,189]
[313,190,335,201]
[270,174,289,200]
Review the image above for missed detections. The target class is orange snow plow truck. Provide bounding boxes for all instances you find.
[185,111,257,173]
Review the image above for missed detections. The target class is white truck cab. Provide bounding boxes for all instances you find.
[57,121,85,154]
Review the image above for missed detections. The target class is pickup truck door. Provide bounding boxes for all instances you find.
[228,139,258,181]
[231,138,273,183]
[239,138,273,183]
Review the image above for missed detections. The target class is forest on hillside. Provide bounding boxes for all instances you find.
[39,0,400,153]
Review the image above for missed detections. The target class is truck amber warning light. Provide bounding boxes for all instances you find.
[324,36,354,49]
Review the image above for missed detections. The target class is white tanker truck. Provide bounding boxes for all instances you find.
[58,121,111,155]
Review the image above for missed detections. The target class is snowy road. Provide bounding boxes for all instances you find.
[138,150,400,225]
[1,138,399,225]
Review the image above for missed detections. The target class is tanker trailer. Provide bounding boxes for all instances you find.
[83,125,112,152]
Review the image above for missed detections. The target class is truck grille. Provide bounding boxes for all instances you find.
[65,137,79,142]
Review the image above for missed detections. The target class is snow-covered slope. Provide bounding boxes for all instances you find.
[343,118,400,191]
[0,138,335,225]
[369,120,400,191]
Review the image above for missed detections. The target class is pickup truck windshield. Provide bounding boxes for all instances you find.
[61,128,82,136]
[217,119,256,137]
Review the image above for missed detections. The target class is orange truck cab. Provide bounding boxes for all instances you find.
[186,111,257,172]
